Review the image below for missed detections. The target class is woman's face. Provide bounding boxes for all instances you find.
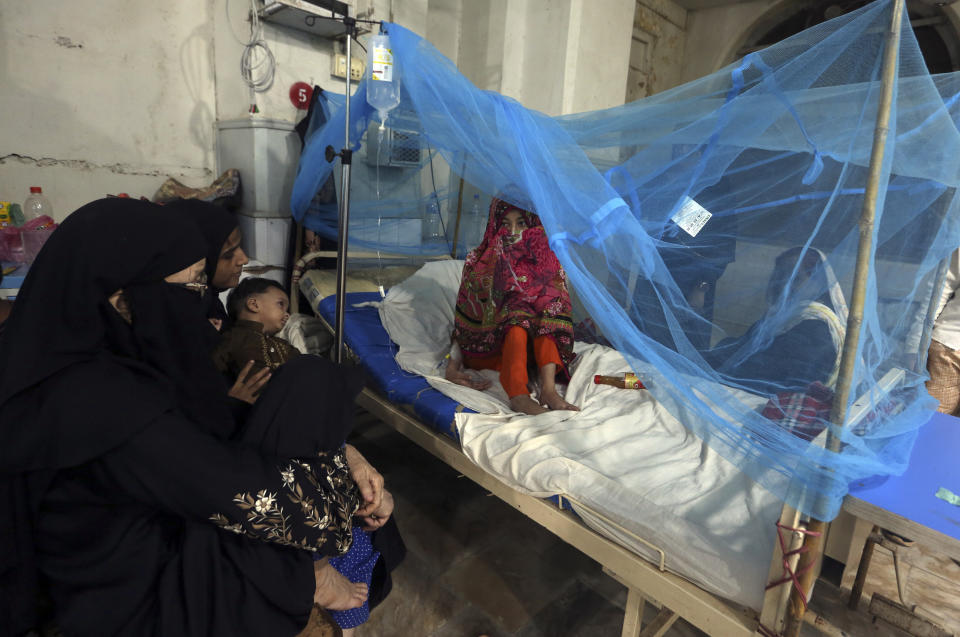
[501,210,528,245]
[212,227,249,289]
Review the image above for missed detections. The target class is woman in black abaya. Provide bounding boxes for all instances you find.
[166,198,249,332]
[0,198,378,636]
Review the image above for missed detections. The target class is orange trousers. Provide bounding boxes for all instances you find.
[463,326,563,398]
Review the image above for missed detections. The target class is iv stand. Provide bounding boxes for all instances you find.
[332,16,355,365]
[320,14,380,364]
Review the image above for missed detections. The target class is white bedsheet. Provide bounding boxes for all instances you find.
[379,260,782,611]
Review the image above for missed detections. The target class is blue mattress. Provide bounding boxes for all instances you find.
[317,292,471,442]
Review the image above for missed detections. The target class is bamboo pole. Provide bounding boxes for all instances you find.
[782,1,905,634]
[451,176,466,257]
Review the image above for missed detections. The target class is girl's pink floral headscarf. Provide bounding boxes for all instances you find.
[452,197,575,375]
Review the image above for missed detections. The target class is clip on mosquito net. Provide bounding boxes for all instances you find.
[291,0,960,522]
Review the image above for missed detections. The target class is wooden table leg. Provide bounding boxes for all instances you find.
[848,525,880,610]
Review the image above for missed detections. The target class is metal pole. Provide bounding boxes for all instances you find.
[334,17,356,364]
[783,1,905,635]
[917,256,951,372]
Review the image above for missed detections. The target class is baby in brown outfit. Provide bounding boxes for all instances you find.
[212,277,300,380]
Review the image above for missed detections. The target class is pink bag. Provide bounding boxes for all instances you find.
[21,215,57,263]
[1,226,23,263]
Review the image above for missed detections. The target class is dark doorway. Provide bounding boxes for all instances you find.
[736,1,959,73]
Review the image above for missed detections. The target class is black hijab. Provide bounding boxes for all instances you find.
[0,197,233,471]
[0,198,231,634]
[165,199,238,324]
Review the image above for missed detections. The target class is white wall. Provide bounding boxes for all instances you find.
[456,0,635,116]
[0,1,218,219]
[213,0,349,123]
[458,0,509,92]
[0,0,355,220]
[562,0,636,113]
[425,0,463,64]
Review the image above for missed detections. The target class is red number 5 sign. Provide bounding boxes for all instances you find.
[289,82,314,110]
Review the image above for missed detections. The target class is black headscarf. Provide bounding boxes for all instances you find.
[0,198,230,634]
[0,197,233,470]
[165,199,238,324]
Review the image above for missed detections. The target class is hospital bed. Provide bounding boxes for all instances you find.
[296,260,812,637]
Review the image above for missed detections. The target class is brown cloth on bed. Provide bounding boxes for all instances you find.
[212,319,301,380]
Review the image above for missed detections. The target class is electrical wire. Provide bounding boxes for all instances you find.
[424,140,451,252]
[241,0,276,93]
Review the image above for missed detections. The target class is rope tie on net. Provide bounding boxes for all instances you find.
[764,521,824,610]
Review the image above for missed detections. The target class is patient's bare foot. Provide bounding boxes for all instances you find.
[313,559,368,611]
[510,394,550,415]
[540,388,580,411]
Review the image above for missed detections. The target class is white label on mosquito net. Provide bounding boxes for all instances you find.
[671,196,712,237]
[371,46,394,82]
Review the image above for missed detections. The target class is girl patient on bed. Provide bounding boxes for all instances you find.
[445,196,578,415]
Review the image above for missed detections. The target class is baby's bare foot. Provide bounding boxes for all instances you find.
[509,394,550,415]
[313,559,368,610]
[540,389,580,411]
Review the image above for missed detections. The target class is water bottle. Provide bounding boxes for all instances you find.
[366,32,401,128]
[422,194,443,244]
[468,194,484,247]
[23,186,53,221]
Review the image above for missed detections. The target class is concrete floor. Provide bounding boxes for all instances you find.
[345,410,939,637]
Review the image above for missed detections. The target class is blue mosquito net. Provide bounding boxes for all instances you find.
[291,0,960,521]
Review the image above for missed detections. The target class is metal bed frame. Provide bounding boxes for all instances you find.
[296,270,802,636]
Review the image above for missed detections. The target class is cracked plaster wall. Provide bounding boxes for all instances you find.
[0,0,353,219]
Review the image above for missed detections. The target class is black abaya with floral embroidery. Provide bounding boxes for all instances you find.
[0,199,363,637]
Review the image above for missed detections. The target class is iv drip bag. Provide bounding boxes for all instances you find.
[367,32,400,127]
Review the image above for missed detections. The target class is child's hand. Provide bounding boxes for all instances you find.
[445,359,492,391]
[227,360,271,404]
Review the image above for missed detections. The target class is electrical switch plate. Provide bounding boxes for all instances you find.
[332,54,364,80]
